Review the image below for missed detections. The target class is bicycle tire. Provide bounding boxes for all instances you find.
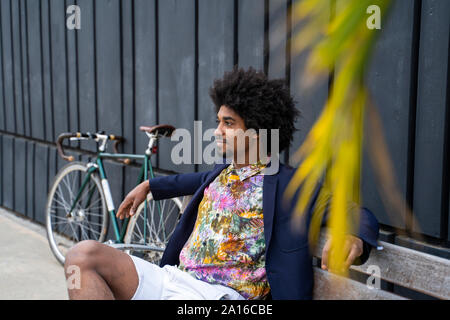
[123,193,183,264]
[45,161,109,265]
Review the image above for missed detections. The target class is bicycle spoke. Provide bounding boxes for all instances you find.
[133,221,144,243]
[67,220,79,242]
[56,223,72,241]
[150,201,161,242]
[61,174,74,205]
[79,183,101,206]
[162,202,178,241]
[49,214,70,222]
[79,222,90,241]
[80,219,104,227]
[82,210,105,218]
[158,200,167,237]
[148,202,159,243]
[51,219,72,226]
[55,186,71,212]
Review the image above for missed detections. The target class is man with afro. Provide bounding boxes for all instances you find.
[64,67,379,300]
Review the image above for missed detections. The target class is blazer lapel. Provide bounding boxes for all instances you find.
[161,163,230,266]
[263,172,278,252]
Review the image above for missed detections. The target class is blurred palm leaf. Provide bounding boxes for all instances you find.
[283,0,393,276]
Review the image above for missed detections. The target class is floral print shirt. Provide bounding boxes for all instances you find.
[178,160,270,300]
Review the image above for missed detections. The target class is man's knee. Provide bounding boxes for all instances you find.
[65,240,102,271]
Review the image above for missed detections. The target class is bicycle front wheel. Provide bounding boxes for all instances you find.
[45,162,109,265]
[123,194,182,264]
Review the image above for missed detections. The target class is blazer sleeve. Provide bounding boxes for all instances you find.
[148,170,212,200]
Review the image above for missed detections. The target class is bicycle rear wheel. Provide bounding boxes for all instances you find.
[45,162,109,265]
[123,194,182,264]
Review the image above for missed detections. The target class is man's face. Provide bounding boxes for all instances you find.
[214,105,253,161]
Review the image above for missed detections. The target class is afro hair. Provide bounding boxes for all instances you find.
[209,66,300,153]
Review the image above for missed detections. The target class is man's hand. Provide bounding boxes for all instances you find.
[321,234,364,271]
[116,181,150,220]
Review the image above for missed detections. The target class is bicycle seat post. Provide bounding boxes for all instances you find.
[95,133,109,152]
[145,132,158,156]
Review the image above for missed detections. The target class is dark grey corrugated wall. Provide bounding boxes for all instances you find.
[0,0,449,256]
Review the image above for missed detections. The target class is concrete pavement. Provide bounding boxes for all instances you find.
[0,207,68,299]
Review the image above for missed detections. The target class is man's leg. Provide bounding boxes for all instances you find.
[64,240,139,300]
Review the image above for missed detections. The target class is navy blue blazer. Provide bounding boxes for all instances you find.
[148,162,379,300]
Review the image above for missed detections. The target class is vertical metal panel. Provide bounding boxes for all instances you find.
[34,143,48,224]
[268,0,287,79]
[238,0,265,70]
[412,0,450,238]
[362,0,417,230]
[77,0,97,152]
[1,134,13,209]
[0,134,3,205]
[49,0,69,140]
[14,137,26,214]
[0,6,5,131]
[134,0,157,158]
[47,146,57,200]
[65,0,79,147]
[1,0,16,133]
[288,1,330,168]
[26,0,45,140]
[95,0,122,138]
[158,0,196,174]
[120,0,136,156]
[26,140,34,219]
[20,0,30,137]
[197,0,235,173]
[268,0,290,165]
[40,0,53,142]
[11,0,25,135]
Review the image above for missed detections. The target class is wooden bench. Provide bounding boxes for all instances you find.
[313,230,450,300]
[179,196,449,300]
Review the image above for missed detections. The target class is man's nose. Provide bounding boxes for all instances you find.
[214,125,223,138]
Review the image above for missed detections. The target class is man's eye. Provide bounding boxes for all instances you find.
[225,122,232,126]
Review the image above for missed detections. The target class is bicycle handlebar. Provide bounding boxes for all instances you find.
[56,131,130,165]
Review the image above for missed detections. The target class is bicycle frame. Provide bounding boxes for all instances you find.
[67,151,161,244]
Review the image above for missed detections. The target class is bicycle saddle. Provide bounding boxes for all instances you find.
[140,124,176,137]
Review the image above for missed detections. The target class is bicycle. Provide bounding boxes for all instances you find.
[45,124,184,266]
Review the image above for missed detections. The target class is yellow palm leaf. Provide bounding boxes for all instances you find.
[285,0,393,276]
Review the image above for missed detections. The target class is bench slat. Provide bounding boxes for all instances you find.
[314,231,450,300]
[313,268,406,300]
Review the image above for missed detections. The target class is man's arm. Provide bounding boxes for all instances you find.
[149,170,211,200]
[116,170,211,220]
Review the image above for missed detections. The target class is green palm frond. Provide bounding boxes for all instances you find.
[285,0,392,275]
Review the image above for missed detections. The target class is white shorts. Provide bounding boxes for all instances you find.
[129,255,245,300]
